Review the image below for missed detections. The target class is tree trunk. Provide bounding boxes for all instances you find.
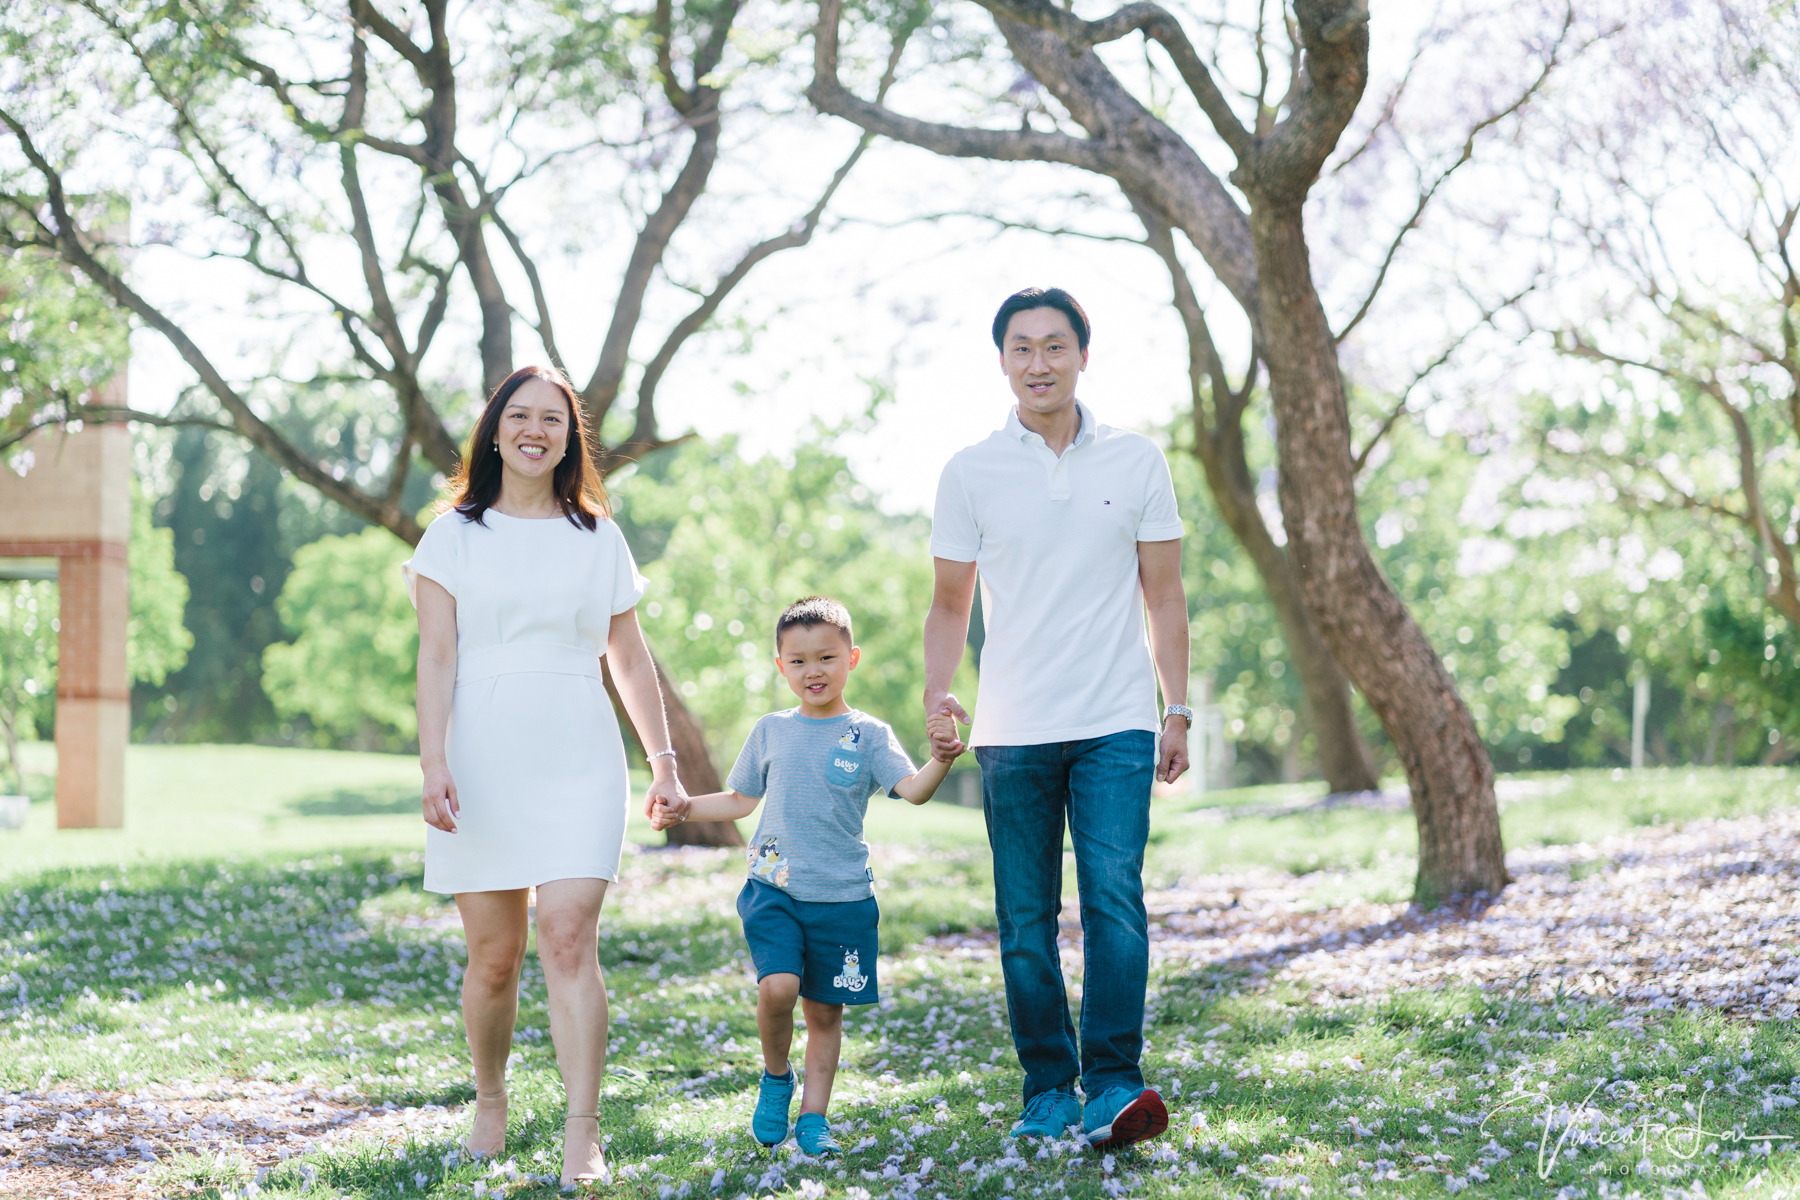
[1251,202,1504,902]
[602,655,743,848]
[1192,422,1381,794]
[806,0,1502,902]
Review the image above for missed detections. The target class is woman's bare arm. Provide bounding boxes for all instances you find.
[415,576,460,832]
[606,607,684,816]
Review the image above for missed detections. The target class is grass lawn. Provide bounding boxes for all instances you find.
[2,744,1797,1199]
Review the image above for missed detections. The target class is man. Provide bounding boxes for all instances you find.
[925,286,1191,1151]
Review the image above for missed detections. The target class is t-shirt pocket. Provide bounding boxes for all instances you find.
[826,747,866,799]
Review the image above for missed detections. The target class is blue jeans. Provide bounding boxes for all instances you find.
[976,730,1155,1103]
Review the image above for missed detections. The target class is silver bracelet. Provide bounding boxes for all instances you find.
[647,748,678,763]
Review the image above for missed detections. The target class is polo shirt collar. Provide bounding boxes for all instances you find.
[1005,401,1094,450]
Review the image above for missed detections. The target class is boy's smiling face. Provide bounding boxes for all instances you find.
[775,622,859,716]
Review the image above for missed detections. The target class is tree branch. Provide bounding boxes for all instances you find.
[807,0,1118,175]
[1334,6,1573,344]
[1351,282,1534,473]
[629,134,877,456]
[579,101,723,426]
[0,108,422,541]
[974,0,1252,157]
[0,403,233,454]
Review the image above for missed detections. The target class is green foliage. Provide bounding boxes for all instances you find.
[262,528,419,751]
[1507,376,1800,766]
[1357,425,1580,765]
[615,435,977,767]
[127,476,192,689]
[133,428,295,742]
[1166,439,1311,778]
[0,580,55,795]
[0,240,128,454]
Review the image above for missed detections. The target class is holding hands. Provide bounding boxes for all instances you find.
[648,789,691,831]
[924,691,970,761]
[926,708,966,764]
[644,757,689,831]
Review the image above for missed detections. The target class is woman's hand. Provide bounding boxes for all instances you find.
[648,793,691,831]
[643,762,687,829]
[422,762,460,832]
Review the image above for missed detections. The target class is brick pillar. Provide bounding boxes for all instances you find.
[55,543,130,828]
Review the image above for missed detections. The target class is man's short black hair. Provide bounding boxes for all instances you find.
[991,287,1091,353]
[775,595,854,651]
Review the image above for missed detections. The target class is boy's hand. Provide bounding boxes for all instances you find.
[926,711,965,763]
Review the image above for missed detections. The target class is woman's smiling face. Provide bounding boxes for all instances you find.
[497,377,570,479]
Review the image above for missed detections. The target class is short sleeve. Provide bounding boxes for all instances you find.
[928,455,979,562]
[726,719,769,798]
[402,512,461,607]
[1135,444,1185,542]
[867,719,919,799]
[605,519,651,615]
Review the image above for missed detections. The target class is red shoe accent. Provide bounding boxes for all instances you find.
[1090,1089,1168,1152]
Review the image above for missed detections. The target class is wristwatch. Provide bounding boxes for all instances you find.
[1164,704,1193,727]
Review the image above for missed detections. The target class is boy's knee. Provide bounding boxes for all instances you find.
[801,999,844,1029]
[759,973,801,1006]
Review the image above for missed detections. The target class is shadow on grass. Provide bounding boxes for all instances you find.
[286,784,424,817]
[0,852,748,1033]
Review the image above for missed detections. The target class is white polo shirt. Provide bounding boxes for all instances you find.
[931,402,1185,747]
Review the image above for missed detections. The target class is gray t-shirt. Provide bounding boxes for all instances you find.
[727,708,918,902]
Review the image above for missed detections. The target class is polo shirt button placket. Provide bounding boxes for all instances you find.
[1049,451,1072,502]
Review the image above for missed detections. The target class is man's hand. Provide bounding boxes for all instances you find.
[421,763,459,833]
[1156,716,1190,786]
[923,691,970,759]
[927,711,966,763]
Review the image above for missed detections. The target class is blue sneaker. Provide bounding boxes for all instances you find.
[1083,1086,1168,1151]
[752,1068,795,1146]
[1010,1088,1081,1138]
[794,1113,840,1156]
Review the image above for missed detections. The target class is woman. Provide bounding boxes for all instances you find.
[405,364,682,1187]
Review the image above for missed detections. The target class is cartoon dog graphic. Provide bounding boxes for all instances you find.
[837,725,863,752]
[748,837,789,888]
[833,949,868,992]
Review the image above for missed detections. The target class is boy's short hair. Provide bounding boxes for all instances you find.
[991,286,1091,353]
[776,596,854,651]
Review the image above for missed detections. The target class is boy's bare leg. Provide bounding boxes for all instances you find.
[798,999,844,1116]
[758,974,802,1075]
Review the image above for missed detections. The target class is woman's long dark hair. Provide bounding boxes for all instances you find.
[445,365,610,529]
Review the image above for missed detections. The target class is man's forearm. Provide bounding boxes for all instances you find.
[922,603,971,697]
[1146,596,1190,709]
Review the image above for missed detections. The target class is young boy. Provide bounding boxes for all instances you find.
[650,596,960,1154]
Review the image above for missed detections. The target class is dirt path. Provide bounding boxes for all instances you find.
[927,806,1800,1019]
[0,1082,464,1198]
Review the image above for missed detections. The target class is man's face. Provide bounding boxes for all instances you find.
[1000,306,1087,416]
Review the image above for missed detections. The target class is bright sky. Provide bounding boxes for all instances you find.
[113,0,1612,518]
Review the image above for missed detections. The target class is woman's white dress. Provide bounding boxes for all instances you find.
[403,508,648,894]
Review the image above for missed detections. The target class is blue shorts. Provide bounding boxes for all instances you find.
[736,879,880,1006]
